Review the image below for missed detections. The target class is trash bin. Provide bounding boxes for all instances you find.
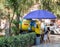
[36,36,40,45]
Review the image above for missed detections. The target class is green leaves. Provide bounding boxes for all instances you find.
[6,0,20,12]
[40,0,60,18]
[0,32,36,47]
[11,20,19,35]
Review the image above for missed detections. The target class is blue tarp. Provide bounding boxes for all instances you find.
[23,10,56,19]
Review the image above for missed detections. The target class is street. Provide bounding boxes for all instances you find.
[32,34,60,47]
[32,43,60,47]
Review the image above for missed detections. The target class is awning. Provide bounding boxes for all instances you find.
[23,10,56,19]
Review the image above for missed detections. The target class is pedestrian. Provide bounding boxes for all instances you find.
[47,27,50,43]
[44,23,51,44]
[40,20,45,43]
[43,24,48,44]
[44,19,51,43]
[35,20,41,37]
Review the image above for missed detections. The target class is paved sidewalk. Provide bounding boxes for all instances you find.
[32,43,60,47]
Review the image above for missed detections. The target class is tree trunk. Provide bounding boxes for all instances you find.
[7,13,11,36]
[0,16,1,28]
[0,16,1,32]
[11,11,15,22]
[8,11,15,36]
[16,12,20,35]
[5,14,11,37]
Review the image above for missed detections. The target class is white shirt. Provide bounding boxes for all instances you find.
[45,19,50,25]
[41,22,45,29]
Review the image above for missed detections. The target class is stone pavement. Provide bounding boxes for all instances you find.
[32,34,60,47]
[32,43,60,47]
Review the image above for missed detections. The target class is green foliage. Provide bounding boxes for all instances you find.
[11,20,19,35]
[11,26,18,35]
[12,20,19,25]
[56,0,60,5]
[57,14,60,19]
[5,0,35,16]
[0,32,36,47]
[41,0,52,11]
[6,0,20,11]
[40,0,60,18]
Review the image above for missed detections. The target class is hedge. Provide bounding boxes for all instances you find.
[0,32,36,47]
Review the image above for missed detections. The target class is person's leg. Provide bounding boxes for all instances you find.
[47,32,50,43]
[44,34,47,44]
[40,34,42,43]
[44,40,47,44]
[40,34,44,43]
[42,34,44,43]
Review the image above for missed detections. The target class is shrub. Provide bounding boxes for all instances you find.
[0,32,36,47]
